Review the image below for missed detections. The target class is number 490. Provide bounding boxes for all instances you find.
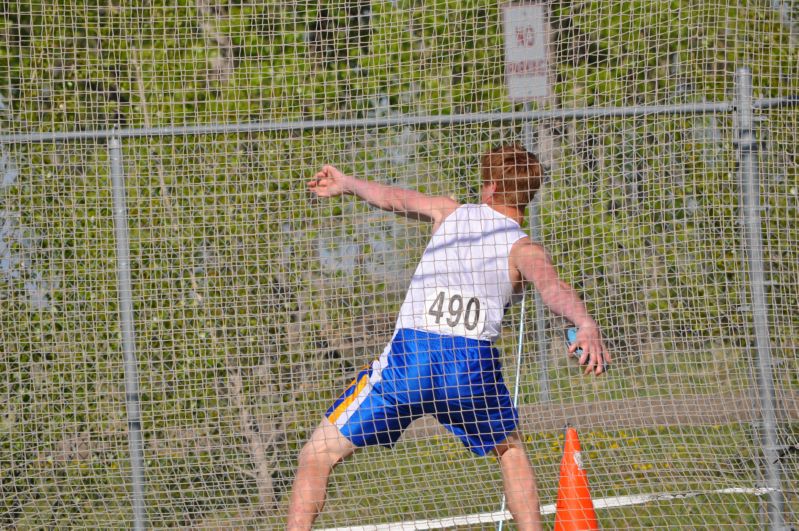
[428,291,481,331]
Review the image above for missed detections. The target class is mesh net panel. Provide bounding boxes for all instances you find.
[1,1,797,529]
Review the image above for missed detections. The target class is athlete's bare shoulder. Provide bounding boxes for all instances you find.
[509,237,555,280]
[429,199,461,232]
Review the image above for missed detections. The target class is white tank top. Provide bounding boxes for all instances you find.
[395,204,528,342]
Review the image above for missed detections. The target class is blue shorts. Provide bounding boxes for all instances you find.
[325,328,518,456]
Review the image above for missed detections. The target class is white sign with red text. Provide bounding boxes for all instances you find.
[503,4,550,101]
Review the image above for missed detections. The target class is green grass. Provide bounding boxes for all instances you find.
[256,423,797,530]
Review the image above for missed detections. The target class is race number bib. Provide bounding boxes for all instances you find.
[423,288,486,338]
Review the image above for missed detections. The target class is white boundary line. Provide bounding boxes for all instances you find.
[319,487,775,531]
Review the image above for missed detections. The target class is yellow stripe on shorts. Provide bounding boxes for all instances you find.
[328,373,369,424]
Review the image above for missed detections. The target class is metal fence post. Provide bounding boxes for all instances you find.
[109,136,147,530]
[735,67,784,530]
[522,109,551,403]
[529,197,550,402]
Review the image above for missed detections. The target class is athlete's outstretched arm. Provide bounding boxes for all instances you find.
[511,238,610,375]
[308,165,458,227]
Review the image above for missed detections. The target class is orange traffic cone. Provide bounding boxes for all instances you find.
[554,426,599,531]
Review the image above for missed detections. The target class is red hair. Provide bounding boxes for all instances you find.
[480,144,543,207]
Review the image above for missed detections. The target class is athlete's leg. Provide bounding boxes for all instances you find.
[287,418,357,531]
[493,431,542,531]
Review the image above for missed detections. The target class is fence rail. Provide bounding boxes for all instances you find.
[3,98,797,145]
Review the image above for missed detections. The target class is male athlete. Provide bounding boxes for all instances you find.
[287,144,609,531]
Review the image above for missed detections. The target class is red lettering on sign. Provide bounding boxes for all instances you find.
[507,59,547,76]
[515,26,536,47]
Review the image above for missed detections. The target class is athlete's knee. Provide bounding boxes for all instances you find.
[493,431,527,459]
[297,422,356,470]
[298,440,339,471]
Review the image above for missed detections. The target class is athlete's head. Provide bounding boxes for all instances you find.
[480,144,543,208]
